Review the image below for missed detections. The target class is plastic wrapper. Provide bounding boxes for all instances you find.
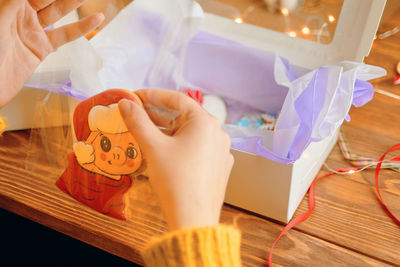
[56,89,143,220]
[24,0,385,218]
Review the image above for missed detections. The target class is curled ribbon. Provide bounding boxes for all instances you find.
[338,129,400,172]
[375,144,400,225]
[268,132,400,266]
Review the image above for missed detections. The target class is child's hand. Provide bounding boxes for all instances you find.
[0,0,104,108]
[119,89,234,230]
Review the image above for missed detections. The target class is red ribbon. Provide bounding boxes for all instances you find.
[184,89,204,105]
[268,144,400,266]
[375,144,400,226]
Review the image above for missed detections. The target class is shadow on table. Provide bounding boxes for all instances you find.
[1,208,141,267]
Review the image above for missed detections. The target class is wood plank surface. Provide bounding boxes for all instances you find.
[0,129,392,266]
[286,9,400,265]
[1,2,400,267]
[221,206,392,267]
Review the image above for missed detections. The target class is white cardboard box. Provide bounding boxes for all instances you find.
[0,0,386,223]
[226,129,338,222]
[200,0,386,222]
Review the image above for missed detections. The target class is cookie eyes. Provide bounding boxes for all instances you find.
[100,135,137,159]
[126,146,137,159]
[100,136,111,152]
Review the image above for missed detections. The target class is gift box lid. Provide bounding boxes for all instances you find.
[31,0,387,77]
[199,0,387,69]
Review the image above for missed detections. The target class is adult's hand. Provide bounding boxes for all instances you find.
[0,0,104,107]
[119,89,234,231]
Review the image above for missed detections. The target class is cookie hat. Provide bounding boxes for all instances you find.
[72,89,142,165]
[88,103,128,134]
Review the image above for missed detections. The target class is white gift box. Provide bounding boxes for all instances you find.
[202,0,386,222]
[203,0,386,222]
[0,0,387,223]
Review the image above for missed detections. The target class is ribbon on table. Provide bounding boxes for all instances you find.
[375,144,400,226]
[338,129,400,172]
[268,132,400,266]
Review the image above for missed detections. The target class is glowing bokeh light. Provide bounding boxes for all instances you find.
[302,27,311,35]
[234,17,243,24]
[281,8,289,16]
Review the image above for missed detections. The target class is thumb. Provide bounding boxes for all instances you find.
[118,99,165,150]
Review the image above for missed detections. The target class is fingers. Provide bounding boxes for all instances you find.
[142,104,182,130]
[46,13,104,49]
[118,99,166,150]
[38,0,88,28]
[135,89,205,130]
[28,0,55,11]
[135,89,203,114]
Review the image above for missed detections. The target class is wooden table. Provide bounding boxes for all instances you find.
[1,7,400,267]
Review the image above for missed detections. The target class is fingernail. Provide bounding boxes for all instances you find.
[95,13,105,23]
[118,99,134,116]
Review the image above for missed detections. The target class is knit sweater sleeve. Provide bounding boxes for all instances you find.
[141,225,242,267]
[0,117,7,135]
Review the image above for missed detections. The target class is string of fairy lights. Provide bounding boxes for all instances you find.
[232,4,337,42]
[231,3,399,44]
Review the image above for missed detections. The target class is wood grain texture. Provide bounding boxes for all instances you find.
[0,130,390,266]
[221,206,392,267]
[286,8,400,265]
[1,3,400,267]
[293,166,400,265]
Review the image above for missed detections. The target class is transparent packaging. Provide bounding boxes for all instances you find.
[197,0,344,44]
[23,0,385,219]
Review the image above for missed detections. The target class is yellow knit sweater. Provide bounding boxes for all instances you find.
[142,225,242,267]
[0,117,7,135]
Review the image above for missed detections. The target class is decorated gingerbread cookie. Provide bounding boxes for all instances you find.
[56,89,143,220]
[235,113,277,131]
